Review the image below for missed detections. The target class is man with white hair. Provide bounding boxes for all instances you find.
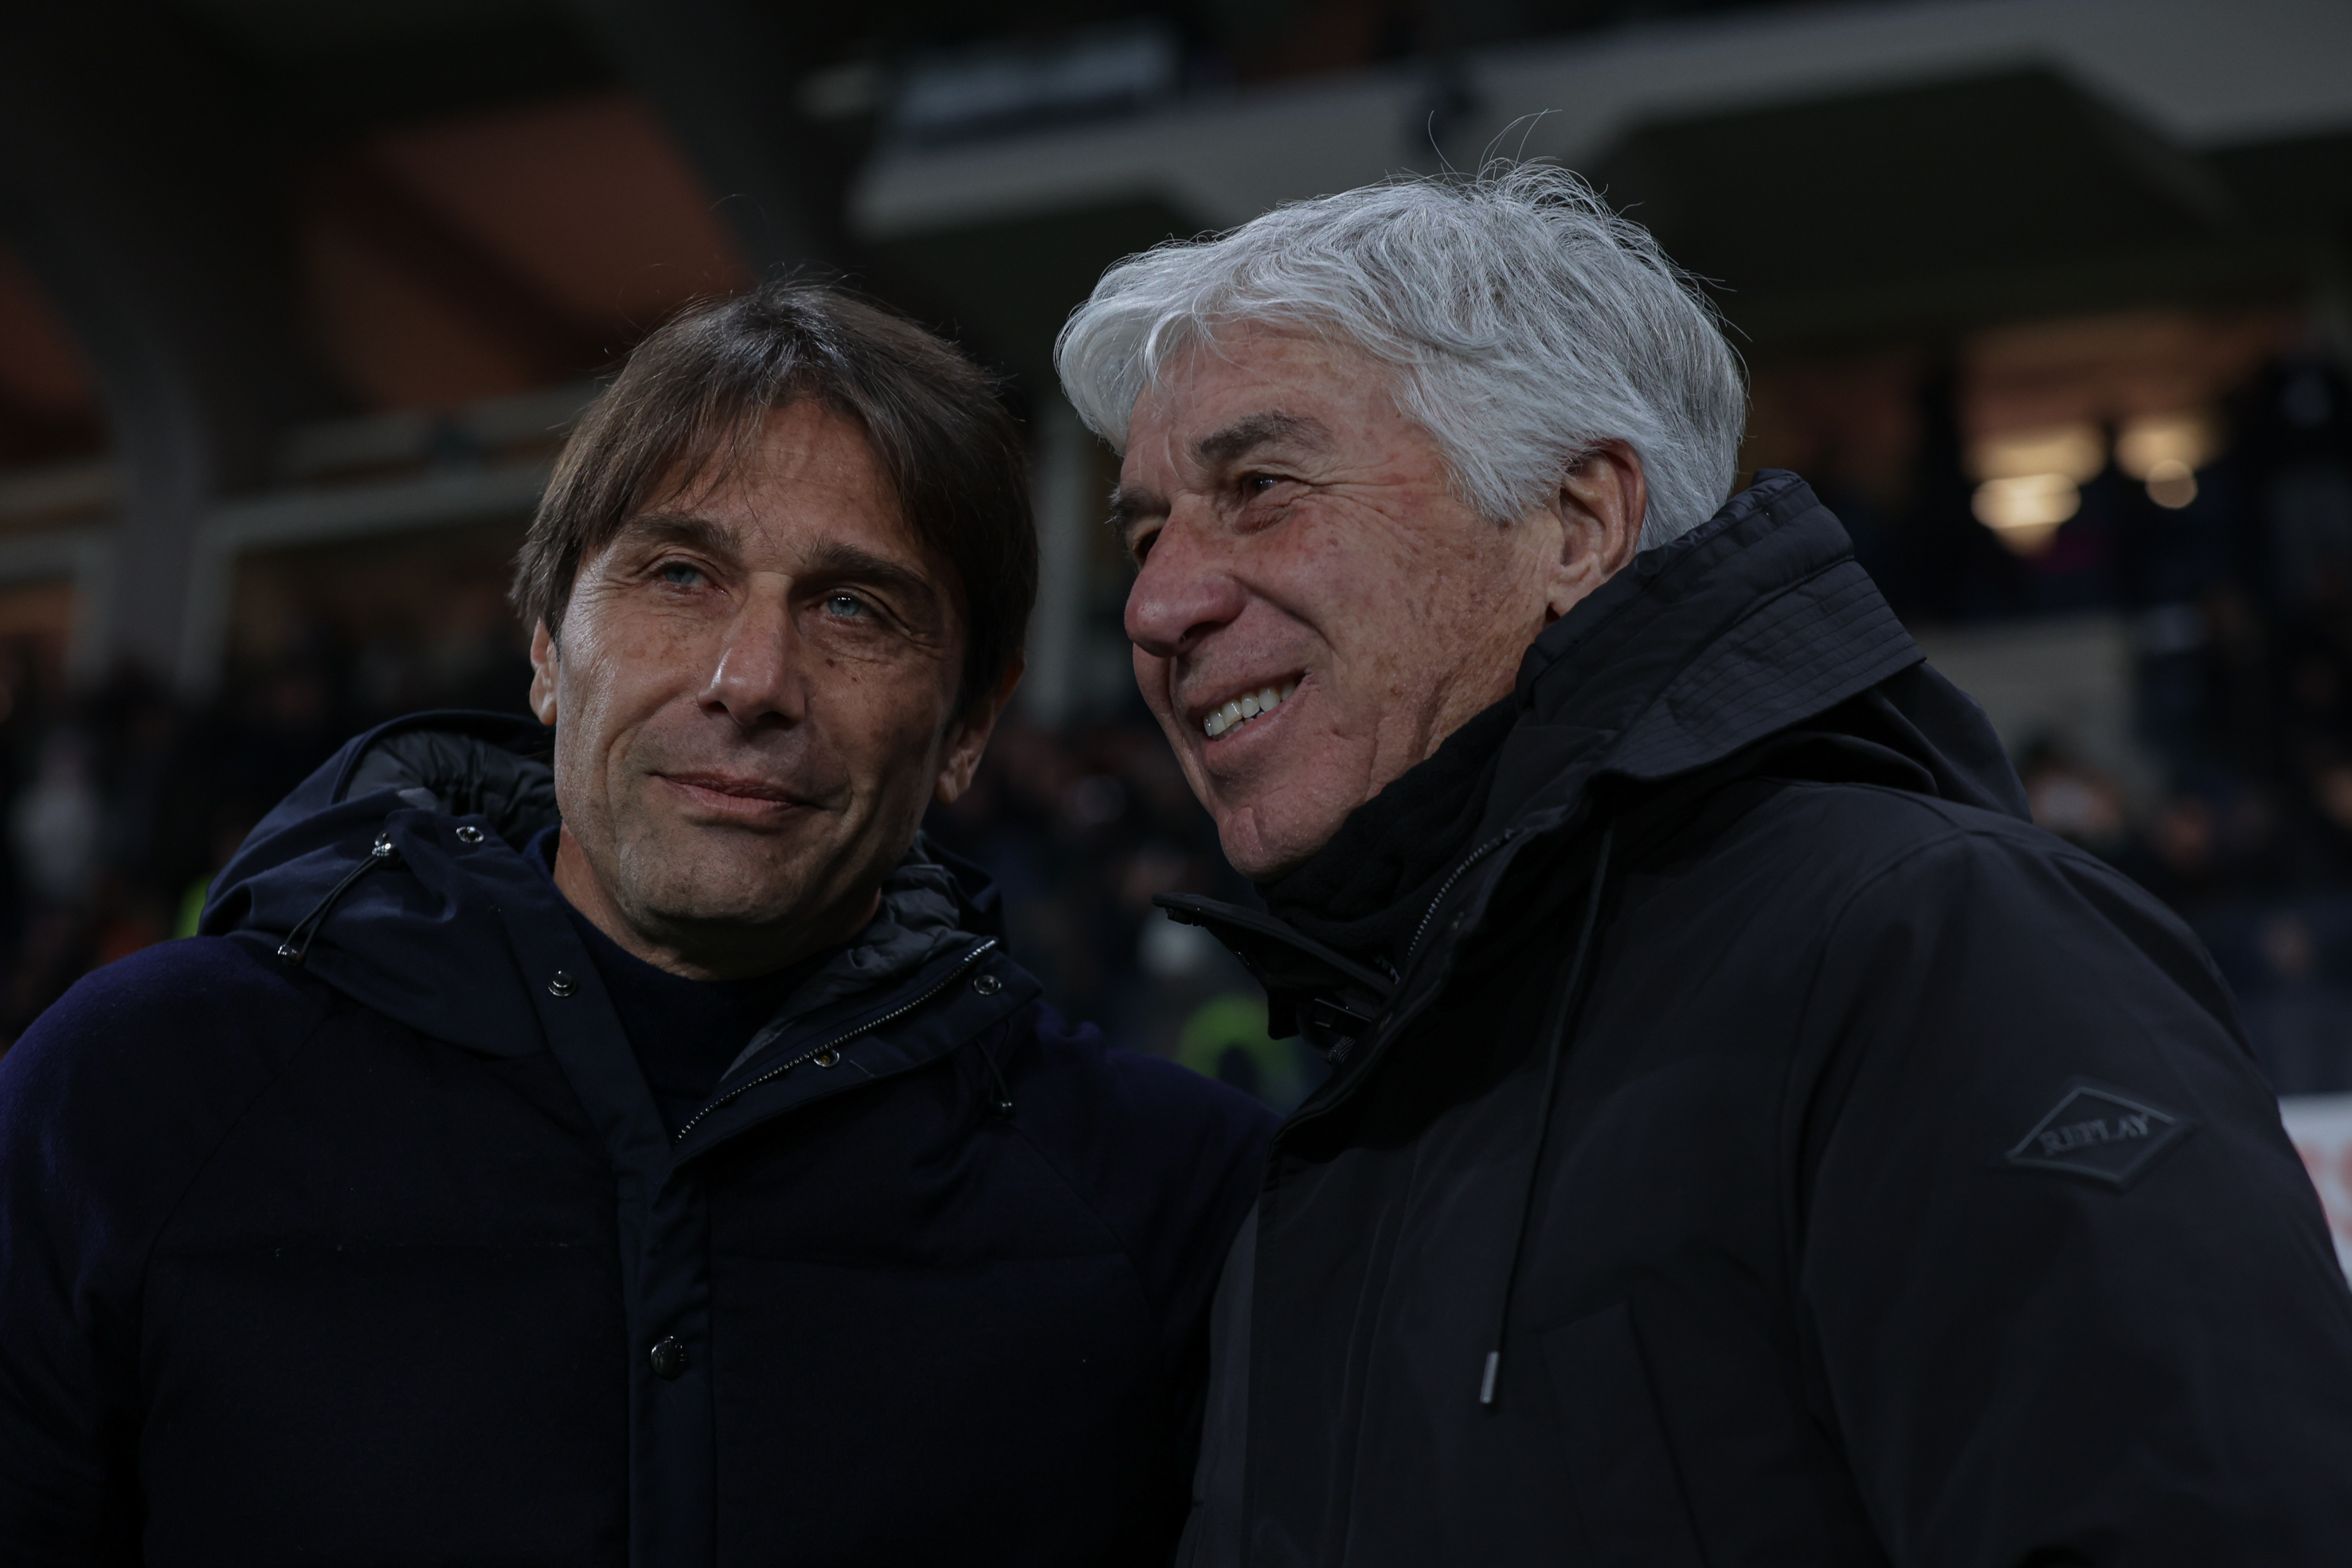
[1058,165,2352,1565]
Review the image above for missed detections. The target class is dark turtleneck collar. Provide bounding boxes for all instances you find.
[1258,694,1518,971]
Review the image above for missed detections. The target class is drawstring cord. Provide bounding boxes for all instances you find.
[276,832,397,966]
[979,1037,1016,1117]
[1480,825,1614,1409]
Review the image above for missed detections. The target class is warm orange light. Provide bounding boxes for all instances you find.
[2115,413,2217,480]
[1970,424,2104,484]
[1972,473,2080,555]
[2145,458,2198,509]
[2117,413,2215,509]
[1966,423,2100,556]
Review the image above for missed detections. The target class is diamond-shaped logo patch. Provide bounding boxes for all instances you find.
[2005,1080,2192,1190]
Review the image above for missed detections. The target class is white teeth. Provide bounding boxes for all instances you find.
[1201,678,1300,739]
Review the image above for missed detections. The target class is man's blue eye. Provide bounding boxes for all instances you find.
[826,592,867,618]
[659,562,703,586]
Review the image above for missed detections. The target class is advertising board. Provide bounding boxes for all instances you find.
[2282,1094,2352,1278]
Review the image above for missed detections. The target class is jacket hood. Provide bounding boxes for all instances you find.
[201,710,996,1056]
[1487,468,2024,834]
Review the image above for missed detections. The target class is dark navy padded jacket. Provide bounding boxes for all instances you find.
[0,712,1273,1566]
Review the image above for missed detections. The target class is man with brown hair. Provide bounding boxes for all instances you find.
[0,282,1272,1566]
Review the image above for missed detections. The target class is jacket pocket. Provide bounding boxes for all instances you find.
[1543,1300,1711,1568]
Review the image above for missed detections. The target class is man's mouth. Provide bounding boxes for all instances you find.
[1199,678,1299,740]
[657,772,805,813]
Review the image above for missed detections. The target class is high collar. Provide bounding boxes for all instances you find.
[522,823,979,1079]
[1259,697,1516,968]
[1252,473,2007,970]
[201,710,1003,1058]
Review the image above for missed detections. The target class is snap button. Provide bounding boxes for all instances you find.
[547,971,576,998]
[648,1336,689,1379]
[812,1048,841,1068]
[455,825,485,845]
[971,973,1001,996]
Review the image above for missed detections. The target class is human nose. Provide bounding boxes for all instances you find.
[1125,510,1248,659]
[700,585,805,729]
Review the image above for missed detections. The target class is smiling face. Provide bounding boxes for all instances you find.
[1116,325,1644,879]
[530,401,1010,980]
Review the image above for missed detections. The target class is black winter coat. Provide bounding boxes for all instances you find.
[0,714,1272,1566]
[1170,473,2352,1566]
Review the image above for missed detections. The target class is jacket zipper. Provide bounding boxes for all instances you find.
[671,937,999,1143]
[1403,829,1517,969]
[1284,828,1530,1130]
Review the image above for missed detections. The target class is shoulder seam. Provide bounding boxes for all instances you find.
[1777,811,2006,1241]
[1789,813,2010,1023]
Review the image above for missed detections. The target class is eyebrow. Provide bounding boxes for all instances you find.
[1106,484,1162,537]
[793,538,943,618]
[1103,409,1333,536]
[613,515,942,621]
[1195,410,1329,469]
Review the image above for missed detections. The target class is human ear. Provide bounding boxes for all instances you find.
[527,620,560,726]
[1547,442,1647,620]
[933,656,1024,807]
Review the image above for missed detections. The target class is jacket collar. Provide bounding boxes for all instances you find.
[1167,472,1974,1067]
[1486,468,1922,835]
[203,710,1016,1080]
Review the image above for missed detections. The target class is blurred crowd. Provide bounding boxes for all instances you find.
[926,714,1326,1109]
[1843,354,2352,1097]
[0,624,524,1045]
[2,351,2350,1105]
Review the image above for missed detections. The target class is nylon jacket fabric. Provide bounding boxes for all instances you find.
[1179,472,2352,1566]
[0,711,1274,1566]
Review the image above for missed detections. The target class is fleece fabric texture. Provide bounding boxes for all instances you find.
[0,711,1273,1567]
[1179,471,2352,1567]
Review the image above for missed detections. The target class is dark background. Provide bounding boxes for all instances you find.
[2,0,2350,1110]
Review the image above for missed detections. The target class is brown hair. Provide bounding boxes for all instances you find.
[512,281,1037,719]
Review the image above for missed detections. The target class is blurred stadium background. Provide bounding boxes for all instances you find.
[4,0,2352,1236]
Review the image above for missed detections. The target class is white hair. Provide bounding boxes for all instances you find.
[1054,162,1747,549]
